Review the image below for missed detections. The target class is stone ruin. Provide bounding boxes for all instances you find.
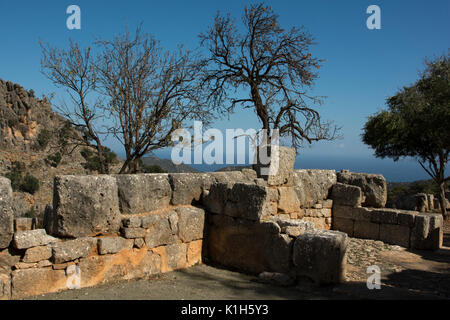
[0,147,444,299]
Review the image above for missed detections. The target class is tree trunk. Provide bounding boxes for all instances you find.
[438,181,448,220]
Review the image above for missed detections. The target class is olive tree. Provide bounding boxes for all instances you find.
[363,54,450,218]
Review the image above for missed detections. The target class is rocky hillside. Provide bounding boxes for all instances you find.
[0,79,106,218]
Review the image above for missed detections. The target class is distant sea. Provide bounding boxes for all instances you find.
[183,155,441,182]
[120,149,445,182]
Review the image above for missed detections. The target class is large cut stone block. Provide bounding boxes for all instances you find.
[144,213,178,249]
[293,230,348,285]
[51,237,97,264]
[207,215,290,274]
[277,187,300,214]
[330,183,363,207]
[116,174,172,214]
[78,248,161,288]
[253,146,296,186]
[13,229,58,250]
[354,220,380,240]
[169,173,213,205]
[53,175,121,238]
[379,224,410,248]
[0,177,14,249]
[371,209,399,225]
[205,182,272,221]
[293,170,337,208]
[98,237,133,255]
[176,207,205,242]
[332,217,354,236]
[337,171,387,208]
[22,245,52,263]
[410,213,443,250]
[11,268,67,299]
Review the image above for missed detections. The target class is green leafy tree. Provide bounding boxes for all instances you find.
[363,53,450,218]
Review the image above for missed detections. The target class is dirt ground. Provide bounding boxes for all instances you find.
[28,221,450,300]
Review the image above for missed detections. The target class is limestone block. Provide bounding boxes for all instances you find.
[13,229,58,250]
[337,171,387,208]
[330,183,363,207]
[115,174,171,214]
[293,230,348,284]
[53,175,121,237]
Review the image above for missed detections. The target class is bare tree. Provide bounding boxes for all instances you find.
[40,39,112,174]
[95,26,210,173]
[199,4,339,149]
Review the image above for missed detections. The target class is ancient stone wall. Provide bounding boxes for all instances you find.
[0,148,444,299]
[331,172,443,250]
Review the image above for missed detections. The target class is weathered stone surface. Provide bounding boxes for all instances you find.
[264,234,293,273]
[52,237,97,264]
[187,240,203,266]
[134,238,145,249]
[122,216,142,228]
[176,207,205,242]
[43,205,57,236]
[397,211,418,227]
[0,249,20,273]
[202,183,230,215]
[223,183,272,221]
[303,208,332,218]
[353,220,380,240]
[379,224,410,248]
[208,171,251,184]
[371,209,399,225]
[333,217,354,236]
[53,175,121,238]
[330,183,363,207]
[0,177,14,249]
[333,205,354,220]
[98,237,133,255]
[165,243,188,271]
[277,187,300,214]
[0,272,11,300]
[337,171,387,208]
[169,173,213,205]
[269,216,314,231]
[282,226,310,237]
[22,245,52,263]
[207,216,290,274]
[293,230,348,284]
[78,248,161,287]
[14,218,36,232]
[293,169,337,208]
[410,213,443,250]
[121,227,147,239]
[11,268,67,299]
[253,146,296,186]
[13,229,58,249]
[301,217,330,230]
[144,214,177,248]
[116,174,171,214]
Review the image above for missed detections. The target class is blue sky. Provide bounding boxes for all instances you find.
[0,1,449,181]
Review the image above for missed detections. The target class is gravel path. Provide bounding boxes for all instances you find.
[28,221,450,300]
